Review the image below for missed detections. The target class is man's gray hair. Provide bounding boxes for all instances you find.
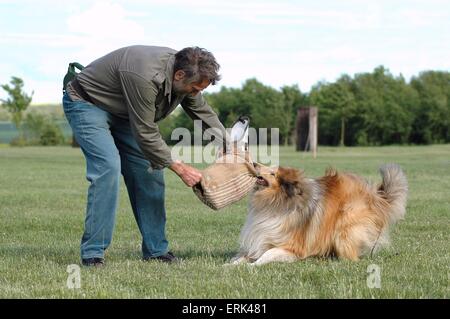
[174,47,221,85]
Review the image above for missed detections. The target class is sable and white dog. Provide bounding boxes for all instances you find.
[229,164,407,266]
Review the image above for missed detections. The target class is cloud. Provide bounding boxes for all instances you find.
[2,0,449,104]
[116,0,384,30]
[0,1,151,103]
[65,1,147,61]
[125,0,449,31]
[66,1,145,39]
[0,32,85,48]
[23,78,62,105]
[0,78,64,105]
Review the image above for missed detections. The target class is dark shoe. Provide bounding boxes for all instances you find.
[82,257,105,267]
[143,251,179,264]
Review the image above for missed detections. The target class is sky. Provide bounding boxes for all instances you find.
[0,0,449,104]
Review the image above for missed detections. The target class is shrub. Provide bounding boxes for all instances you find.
[22,112,66,146]
[39,123,65,145]
[10,136,27,147]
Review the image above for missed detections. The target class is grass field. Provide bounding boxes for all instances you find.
[0,145,449,298]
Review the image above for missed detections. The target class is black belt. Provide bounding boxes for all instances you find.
[71,77,93,103]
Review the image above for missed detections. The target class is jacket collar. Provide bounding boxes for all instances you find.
[164,54,175,104]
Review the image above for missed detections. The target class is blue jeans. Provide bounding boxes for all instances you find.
[62,93,168,260]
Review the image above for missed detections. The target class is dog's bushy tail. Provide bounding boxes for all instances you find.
[378,164,408,224]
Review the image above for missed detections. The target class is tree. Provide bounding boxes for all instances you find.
[23,112,66,146]
[1,76,34,136]
[335,75,357,146]
[410,71,450,144]
[352,66,416,145]
[205,86,247,127]
[309,75,356,146]
[238,79,286,144]
[310,67,418,146]
[281,84,307,145]
[207,79,295,145]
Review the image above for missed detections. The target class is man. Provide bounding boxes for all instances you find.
[62,45,227,266]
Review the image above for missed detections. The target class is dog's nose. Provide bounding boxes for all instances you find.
[252,162,261,175]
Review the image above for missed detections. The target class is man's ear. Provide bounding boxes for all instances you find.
[174,70,185,81]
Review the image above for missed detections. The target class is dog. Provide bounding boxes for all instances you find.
[229,164,407,266]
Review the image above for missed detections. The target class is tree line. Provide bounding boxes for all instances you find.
[1,77,65,145]
[160,66,449,146]
[2,66,449,146]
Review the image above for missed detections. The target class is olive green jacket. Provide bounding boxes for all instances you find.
[66,45,226,170]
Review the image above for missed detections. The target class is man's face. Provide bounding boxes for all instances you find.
[173,70,210,96]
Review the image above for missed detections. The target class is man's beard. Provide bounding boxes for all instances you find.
[172,79,189,95]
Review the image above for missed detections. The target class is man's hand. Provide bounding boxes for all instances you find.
[169,160,202,187]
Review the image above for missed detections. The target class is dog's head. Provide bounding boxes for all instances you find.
[252,164,311,211]
[253,163,278,189]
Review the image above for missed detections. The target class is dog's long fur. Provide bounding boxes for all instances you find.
[229,164,407,265]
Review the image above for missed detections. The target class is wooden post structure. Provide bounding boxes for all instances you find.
[295,107,318,158]
[309,107,318,159]
[296,108,309,151]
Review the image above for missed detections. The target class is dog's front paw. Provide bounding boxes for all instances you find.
[223,255,249,266]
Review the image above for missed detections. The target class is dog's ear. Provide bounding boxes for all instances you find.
[276,167,302,197]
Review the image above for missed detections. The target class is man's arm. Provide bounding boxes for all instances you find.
[119,71,173,169]
[119,71,202,186]
[181,93,230,151]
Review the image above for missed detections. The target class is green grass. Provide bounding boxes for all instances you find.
[0,145,449,298]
